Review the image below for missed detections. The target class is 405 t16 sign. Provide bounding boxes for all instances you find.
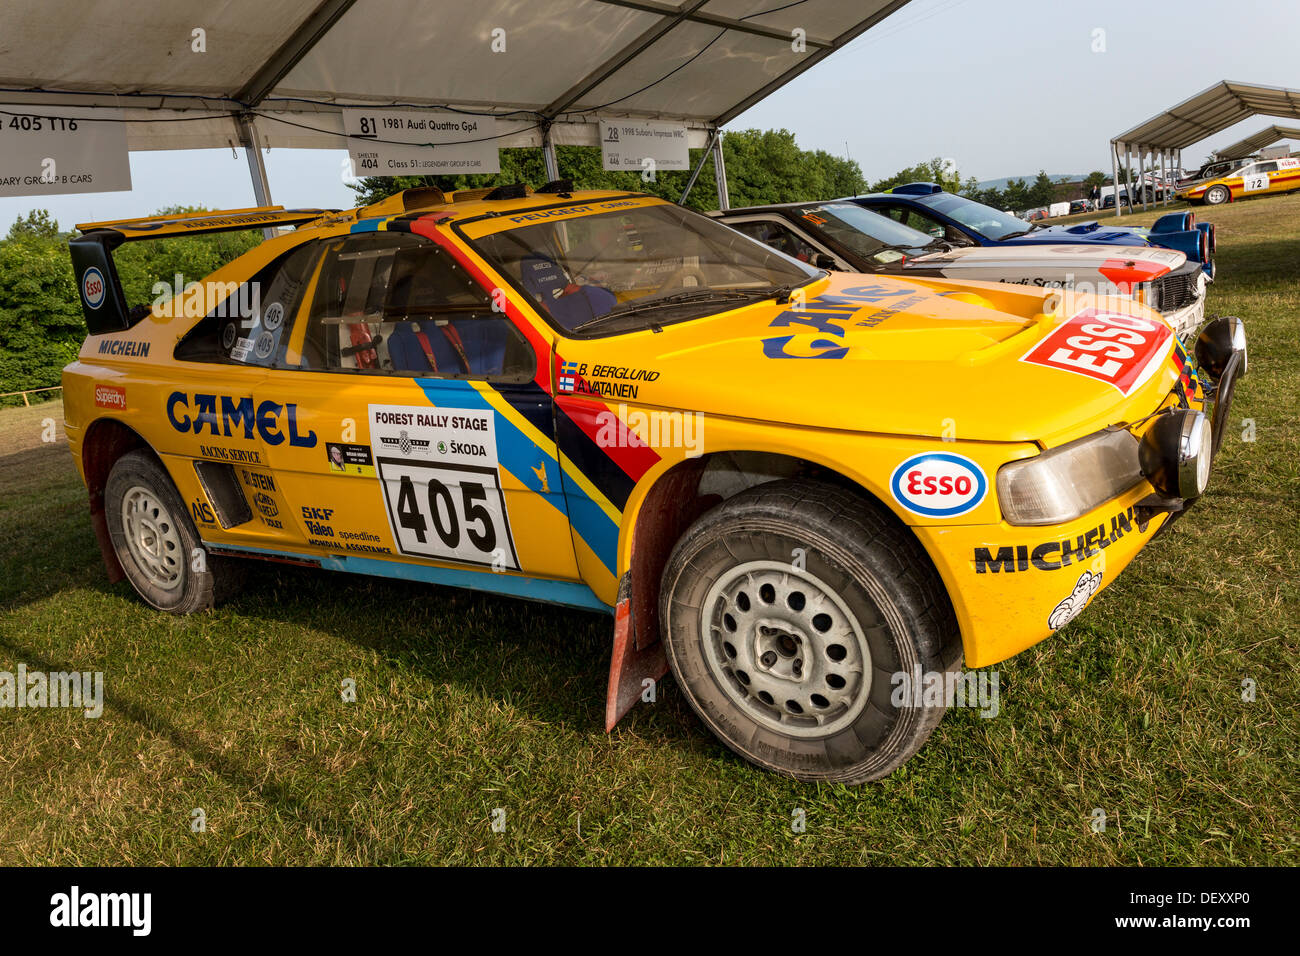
[0,105,131,197]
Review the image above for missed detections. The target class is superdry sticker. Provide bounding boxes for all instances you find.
[368,404,519,570]
[1020,307,1172,396]
[1047,570,1103,630]
[93,384,126,409]
[890,452,987,519]
[326,442,375,477]
[973,505,1153,573]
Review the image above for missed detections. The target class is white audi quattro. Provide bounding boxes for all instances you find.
[711,201,1209,336]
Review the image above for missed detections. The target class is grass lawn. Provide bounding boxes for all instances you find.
[1,195,1297,866]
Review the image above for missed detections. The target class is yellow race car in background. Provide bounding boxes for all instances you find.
[1176,155,1300,205]
[61,184,1248,783]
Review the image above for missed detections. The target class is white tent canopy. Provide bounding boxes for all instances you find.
[0,0,909,152]
[1107,80,1300,216]
[1214,124,1300,161]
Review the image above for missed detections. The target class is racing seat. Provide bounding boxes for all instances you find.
[387,320,509,376]
[519,254,616,331]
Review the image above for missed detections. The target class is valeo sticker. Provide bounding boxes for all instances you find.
[890,452,988,518]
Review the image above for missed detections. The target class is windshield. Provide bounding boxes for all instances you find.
[467,200,818,335]
[916,193,1033,240]
[794,202,938,262]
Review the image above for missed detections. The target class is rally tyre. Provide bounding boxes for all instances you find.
[1203,184,1230,206]
[105,450,231,614]
[660,479,962,784]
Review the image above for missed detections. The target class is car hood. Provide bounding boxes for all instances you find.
[905,243,1185,278]
[555,273,1182,446]
[1008,221,1152,244]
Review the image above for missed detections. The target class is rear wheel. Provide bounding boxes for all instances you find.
[660,479,961,784]
[105,450,231,613]
[1203,184,1230,205]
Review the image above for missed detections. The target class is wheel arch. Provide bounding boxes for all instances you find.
[80,416,156,583]
[603,447,957,729]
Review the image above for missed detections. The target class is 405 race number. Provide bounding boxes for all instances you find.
[376,458,519,570]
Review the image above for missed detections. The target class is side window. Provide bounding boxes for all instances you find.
[174,241,317,366]
[729,219,820,263]
[1253,162,1278,174]
[292,232,534,381]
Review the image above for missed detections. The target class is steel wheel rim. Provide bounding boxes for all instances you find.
[701,559,872,738]
[120,484,184,592]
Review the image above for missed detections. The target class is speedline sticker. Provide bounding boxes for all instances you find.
[368,404,519,570]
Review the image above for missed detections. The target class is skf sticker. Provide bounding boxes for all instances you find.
[890,452,987,519]
[1020,308,1172,396]
[93,384,126,410]
[1047,570,1103,630]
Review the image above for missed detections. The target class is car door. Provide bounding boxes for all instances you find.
[1238,161,1275,196]
[255,228,580,582]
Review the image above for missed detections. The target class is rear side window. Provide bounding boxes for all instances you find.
[175,241,318,366]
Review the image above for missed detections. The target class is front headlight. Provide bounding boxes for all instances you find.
[997,428,1143,526]
[1139,409,1212,499]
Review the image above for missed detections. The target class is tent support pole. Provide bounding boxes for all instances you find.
[678,128,718,206]
[541,124,560,182]
[1125,145,1136,216]
[237,114,275,239]
[1112,141,1121,218]
[712,130,729,210]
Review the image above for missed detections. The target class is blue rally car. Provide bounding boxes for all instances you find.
[852,183,1216,278]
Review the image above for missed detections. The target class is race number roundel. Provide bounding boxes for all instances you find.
[82,267,106,310]
[890,452,987,518]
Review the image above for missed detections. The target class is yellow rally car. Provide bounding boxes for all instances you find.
[61,184,1248,783]
[1176,155,1300,205]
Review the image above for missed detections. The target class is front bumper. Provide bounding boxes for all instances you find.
[917,318,1245,668]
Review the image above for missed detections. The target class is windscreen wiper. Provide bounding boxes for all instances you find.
[570,286,793,334]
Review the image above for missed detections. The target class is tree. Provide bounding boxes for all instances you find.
[870,157,964,194]
[1027,170,1056,207]
[1084,170,1109,189]
[1002,178,1030,210]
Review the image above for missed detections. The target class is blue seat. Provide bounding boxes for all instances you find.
[519,254,616,331]
[387,320,509,375]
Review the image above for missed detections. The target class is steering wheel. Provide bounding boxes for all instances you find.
[655,264,708,296]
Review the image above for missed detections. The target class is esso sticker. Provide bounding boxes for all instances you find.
[82,267,106,310]
[1020,307,1172,396]
[890,452,988,519]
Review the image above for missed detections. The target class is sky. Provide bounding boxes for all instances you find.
[4,0,1300,232]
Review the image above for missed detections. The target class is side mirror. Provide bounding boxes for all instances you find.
[812,253,838,270]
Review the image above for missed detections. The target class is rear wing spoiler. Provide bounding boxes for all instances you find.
[69,205,332,335]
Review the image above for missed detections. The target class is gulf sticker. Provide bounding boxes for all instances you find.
[890,452,987,519]
[1020,307,1172,396]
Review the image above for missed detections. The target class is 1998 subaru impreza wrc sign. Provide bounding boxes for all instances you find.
[60,188,1247,784]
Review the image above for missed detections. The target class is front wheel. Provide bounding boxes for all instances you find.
[105,450,232,613]
[1203,184,1230,205]
[659,480,961,784]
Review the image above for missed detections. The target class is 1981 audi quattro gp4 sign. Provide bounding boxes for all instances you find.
[59,188,1249,785]
[369,405,519,571]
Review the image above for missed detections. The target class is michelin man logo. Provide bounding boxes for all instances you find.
[1047,570,1103,631]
